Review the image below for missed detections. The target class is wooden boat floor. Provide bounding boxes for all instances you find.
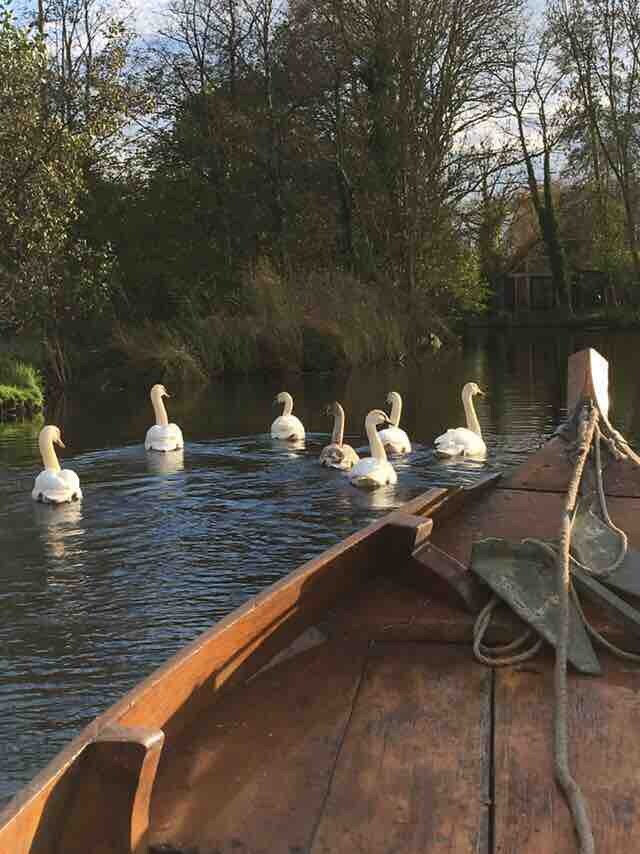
[148,486,640,853]
[148,629,640,854]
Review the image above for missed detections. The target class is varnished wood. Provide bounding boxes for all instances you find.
[503,439,640,497]
[387,512,434,552]
[149,640,368,853]
[410,541,489,613]
[55,726,164,854]
[494,655,640,853]
[310,643,491,854]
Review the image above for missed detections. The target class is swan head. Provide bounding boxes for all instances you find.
[39,425,65,448]
[151,383,169,401]
[386,391,401,405]
[462,382,486,401]
[275,391,294,415]
[366,409,393,429]
[326,401,344,418]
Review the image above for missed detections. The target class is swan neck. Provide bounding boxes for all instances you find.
[366,417,388,462]
[40,434,61,471]
[331,405,345,445]
[152,393,169,427]
[281,394,293,417]
[462,392,482,437]
[389,394,402,427]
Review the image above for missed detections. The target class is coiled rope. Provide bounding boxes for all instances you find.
[473,398,640,854]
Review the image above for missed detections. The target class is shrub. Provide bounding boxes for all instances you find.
[0,354,44,412]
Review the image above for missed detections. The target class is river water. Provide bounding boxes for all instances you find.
[2,328,640,805]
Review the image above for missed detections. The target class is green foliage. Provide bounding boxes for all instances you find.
[0,12,84,328]
[0,354,44,411]
[112,322,208,386]
[112,264,452,380]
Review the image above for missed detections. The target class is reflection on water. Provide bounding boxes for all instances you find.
[270,437,307,456]
[145,448,185,476]
[2,328,640,804]
[33,502,85,562]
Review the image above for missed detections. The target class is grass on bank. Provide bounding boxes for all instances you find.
[0,355,45,414]
[113,266,447,385]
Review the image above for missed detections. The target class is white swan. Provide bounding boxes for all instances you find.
[32,425,82,504]
[434,382,487,459]
[378,391,412,454]
[145,384,184,452]
[319,402,360,470]
[349,409,397,489]
[271,392,305,441]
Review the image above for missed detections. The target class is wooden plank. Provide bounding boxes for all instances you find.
[431,488,640,568]
[148,640,367,853]
[310,643,491,854]
[494,656,640,853]
[327,574,527,645]
[503,439,640,497]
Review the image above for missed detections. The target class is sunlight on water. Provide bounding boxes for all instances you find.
[1,329,640,803]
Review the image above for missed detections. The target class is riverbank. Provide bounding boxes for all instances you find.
[467,306,640,330]
[102,270,452,388]
[0,356,44,419]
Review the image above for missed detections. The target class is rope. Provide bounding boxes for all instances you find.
[591,425,628,576]
[570,585,640,664]
[555,402,597,854]
[472,595,543,666]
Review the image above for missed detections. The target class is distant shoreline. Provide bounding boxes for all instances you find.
[465,309,640,331]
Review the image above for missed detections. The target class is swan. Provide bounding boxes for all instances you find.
[271,392,305,441]
[32,425,82,504]
[434,382,487,459]
[378,391,412,454]
[349,410,397,489]
[319,402,360,470]
[145,384,184,452]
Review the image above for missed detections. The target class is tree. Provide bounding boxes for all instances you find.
[0,10,116,383]
[551,0,640,281]
[497,23,573,311]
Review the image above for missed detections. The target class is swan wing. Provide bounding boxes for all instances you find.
[32,469,81,503]
[146,423,184,452]
[434,427,486,458]
[349,458,397,489]
[271,415,306,441]
[378,426,412,454]
[320,443,360,470]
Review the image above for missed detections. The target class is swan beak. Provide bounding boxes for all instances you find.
[55,437,66,448]
[477,388,486,397]
[163,392,170,398]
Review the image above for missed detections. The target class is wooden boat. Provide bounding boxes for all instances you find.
[3,347,640,854]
